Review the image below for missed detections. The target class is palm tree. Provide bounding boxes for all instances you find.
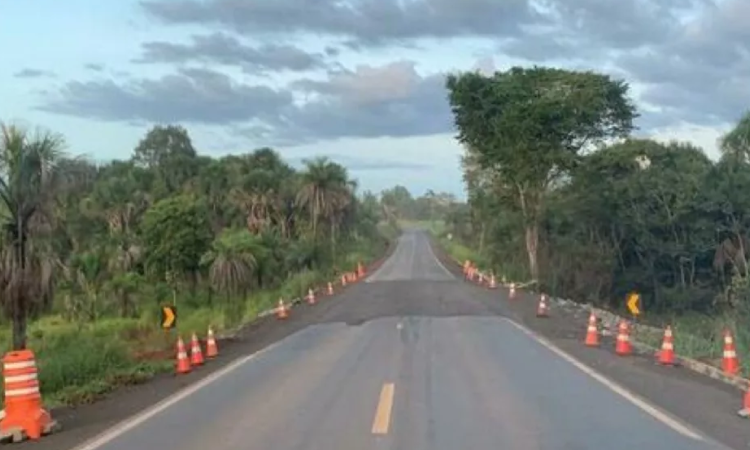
[296,157,350,238]
[0,123,66,349]
[200,228,265,300]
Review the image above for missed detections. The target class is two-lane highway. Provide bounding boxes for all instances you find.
[71,230,730,450]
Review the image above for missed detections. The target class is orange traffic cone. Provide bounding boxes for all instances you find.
[327,282,334,295]
[341,275,347,287]
[584,312,599,346]
[536,294,548,317]
[489,274,497,289]
[357,262,365,277]
[739,387,750,418]
[190,333,204,366]
[206,327,218,359]
[509,283,516,299]
[306,288,316,305]
[277,298,289,320]
[0,350,57,442]
[658,326,675,365]
[615,321,632,356]
[175,337,191,374]
[722,330,739,375]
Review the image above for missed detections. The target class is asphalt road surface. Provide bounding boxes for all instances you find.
[64,230,734,450]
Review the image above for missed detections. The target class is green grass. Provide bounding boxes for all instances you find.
[0,238,390,409]
[632,312,750,373]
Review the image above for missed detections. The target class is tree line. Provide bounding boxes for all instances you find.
[0,123,395,350]
[380,185,457,223]
[443,66,750,319]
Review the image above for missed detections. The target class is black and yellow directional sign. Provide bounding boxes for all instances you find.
[626,292,641,316]
[161,305,177,329]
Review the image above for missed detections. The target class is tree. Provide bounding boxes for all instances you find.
[200,228,266,300]
[0,118,394,360]
[296,157,351,241]
[133,125,198,195]
[0,123,67,349]
[446,66,637,280]
[380,185,413,220]
[720,111,750,164]
[140,194,212,291]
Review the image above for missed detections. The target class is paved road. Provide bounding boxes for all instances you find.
[365,231,454,281]
[69,230,730,450]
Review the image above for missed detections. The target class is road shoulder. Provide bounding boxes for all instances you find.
[25,241,398,450]
[428,238,750,450]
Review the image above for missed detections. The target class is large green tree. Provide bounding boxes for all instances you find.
[140,194,213,290]
[446,67,637,280]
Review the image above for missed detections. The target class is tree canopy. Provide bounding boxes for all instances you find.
[446,67,637,280]
[0,123,406,349]
[444,66,750,317]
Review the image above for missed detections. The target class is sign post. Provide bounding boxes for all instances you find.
[161,305,177,330]
[626,292,641,338]
[161,305,177,349]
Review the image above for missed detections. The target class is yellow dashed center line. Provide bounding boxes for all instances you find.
[371,383,395,435]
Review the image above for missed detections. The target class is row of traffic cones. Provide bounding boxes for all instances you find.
[276,262,367,321]
[581,312,742,372]
[582,312,750,417]
[462,259,750,419]
[582,313,655,360]
[175,328,219,375]
[462,261,519,300]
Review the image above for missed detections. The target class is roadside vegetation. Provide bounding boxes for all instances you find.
[0,122,406,407]
[437,66,750,370]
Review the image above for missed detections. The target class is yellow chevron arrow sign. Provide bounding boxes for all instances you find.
[161,305,177,329]
[626,292,641,316]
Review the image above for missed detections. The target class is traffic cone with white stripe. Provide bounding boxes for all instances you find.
[175,337,191,374]
[536,293,548,317]
[657,326,675,365]
[738,385,750,418]
[0,350,58,442]
[306,288,316,305]
[722,330,739,375]
[489,274,497,289]
[277,298,289,320]
[327,282,334,295]
[615,321,632,356]
[584,312,599,347]
[509,283,516,299]
[205,327,218,359]
[341,274,347,287]
[190,332,204,366]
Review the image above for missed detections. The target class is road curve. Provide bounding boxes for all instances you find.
[70,231,730,450]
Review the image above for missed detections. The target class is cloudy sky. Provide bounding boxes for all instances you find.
[2,0,748,197]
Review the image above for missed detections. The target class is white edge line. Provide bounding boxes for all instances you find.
[424,235,455,280]
[502,318,709,442]
[70,339,284,450]
[365,235,402,283]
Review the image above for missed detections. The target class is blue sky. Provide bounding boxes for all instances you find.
[2,0,748,198]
